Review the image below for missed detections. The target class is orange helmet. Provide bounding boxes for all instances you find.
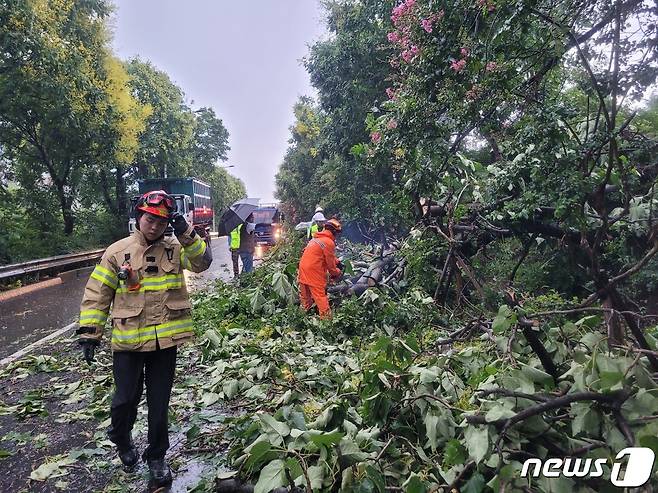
[324,218,342,234]
[135,190,175,219]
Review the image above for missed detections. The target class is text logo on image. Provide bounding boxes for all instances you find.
[520,447,655,487]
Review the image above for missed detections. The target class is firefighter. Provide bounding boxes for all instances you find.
[298,218,343,319]
[77,190,212,488]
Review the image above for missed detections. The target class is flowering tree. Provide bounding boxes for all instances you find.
[367,0,658,352]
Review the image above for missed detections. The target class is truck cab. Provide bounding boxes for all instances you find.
[252,205,284,247]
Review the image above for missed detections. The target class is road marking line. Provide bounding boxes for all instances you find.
[0,321,78,367]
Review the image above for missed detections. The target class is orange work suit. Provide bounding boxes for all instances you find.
[298,230,341,318]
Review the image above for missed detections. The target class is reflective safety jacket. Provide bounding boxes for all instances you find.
[79,225,212,352]
[229,225,242,249]
[298,230,341,288]
[307,223,319,240]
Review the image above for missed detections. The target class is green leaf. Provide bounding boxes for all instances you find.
[254,459,287,493]
[464,427,489,464]
[284,457,303,481]
[365,465,386,493]
[309,430,344,447]
[492,305,516,334]
[301,465,324,489]
[201,392,221,407]
[443,439,467,467]
[0,449,13,459]
[339,438,368,466]
[223,379,240,399]
[485,403,516,422]
[258,413,290,440]
[30,457,75,481]
[271,271,294,302]
[462,472,486,493]
[186,424,201,441]
[245,441,272,470]
[424,412,440,451]
[403,473,427,493]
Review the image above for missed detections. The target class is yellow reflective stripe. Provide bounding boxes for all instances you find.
[79,309,108,325]
[115,274,184,293]
[184,238,206,258]
[90,265,118,289]
[111,319,193,344]
[180,252,192,270]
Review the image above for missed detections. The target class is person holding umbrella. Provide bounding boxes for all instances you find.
[227,214,256,276]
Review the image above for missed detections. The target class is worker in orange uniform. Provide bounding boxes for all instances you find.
[298,218,343,318]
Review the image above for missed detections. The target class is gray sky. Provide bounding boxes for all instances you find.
[111,0,326,203]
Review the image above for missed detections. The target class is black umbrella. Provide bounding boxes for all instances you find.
[217,199,259,236]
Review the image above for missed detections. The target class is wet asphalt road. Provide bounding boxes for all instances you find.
[0,237,233,361]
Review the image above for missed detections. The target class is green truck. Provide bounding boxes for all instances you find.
[128,177,213,242]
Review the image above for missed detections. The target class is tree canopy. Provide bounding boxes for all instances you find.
[0,0,244,263]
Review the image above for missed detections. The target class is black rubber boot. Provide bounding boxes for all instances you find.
[147,458,173,488]
[117,440,139,472]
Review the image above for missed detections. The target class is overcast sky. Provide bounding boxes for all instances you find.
[111,0,326,203]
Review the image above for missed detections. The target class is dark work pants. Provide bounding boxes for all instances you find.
[107,346,177,460]
[239,251,254,273]
[231,249,240,276]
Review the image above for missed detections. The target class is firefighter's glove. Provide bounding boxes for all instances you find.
[169,212,189,236]
[78,338,99,365]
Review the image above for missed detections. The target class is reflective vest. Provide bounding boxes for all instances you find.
[230,224,242,249]
[307,223,319,239]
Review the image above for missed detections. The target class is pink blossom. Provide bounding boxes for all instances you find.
[371,131,382,144]
[390,58,400,68]
[460,47,470,58]
[421,18,433,33]
[387,31,400,43]
[387,119,398,129]
[386,87,397,100]
[486,61,498,72]
[450,59,467,72]
[392,4,406,17]
[402,47,419,63]
[405,0,416,8]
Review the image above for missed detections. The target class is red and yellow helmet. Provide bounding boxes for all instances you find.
[135,190,175,219]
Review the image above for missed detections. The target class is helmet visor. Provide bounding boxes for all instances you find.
[145,192,175,212]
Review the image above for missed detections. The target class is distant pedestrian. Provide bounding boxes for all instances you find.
[228,215,256,276]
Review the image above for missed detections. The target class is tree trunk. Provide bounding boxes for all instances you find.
[115,162,128,218]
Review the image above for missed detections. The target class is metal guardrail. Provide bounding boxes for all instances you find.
[0,248,105,281]
[0,231,221,282]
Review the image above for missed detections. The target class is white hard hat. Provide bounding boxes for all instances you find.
[312,212,326,222]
